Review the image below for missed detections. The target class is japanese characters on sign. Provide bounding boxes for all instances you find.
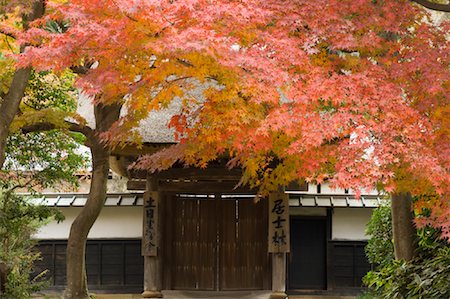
[142,191,158,256]
[268,192,290,253]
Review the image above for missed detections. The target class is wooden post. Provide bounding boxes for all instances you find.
[142,177,163,298]
[268,190,289,299]
[271,253,287,299]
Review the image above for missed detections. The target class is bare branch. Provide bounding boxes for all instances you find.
[70,61,95,74]
[7,177,34,193]
[70,65,90,75]
[20,120,94,142]
[176,58,194,67]
[411,0,450,12]
[0,28,16,40]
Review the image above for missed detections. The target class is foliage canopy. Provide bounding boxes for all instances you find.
[16,1,450,237]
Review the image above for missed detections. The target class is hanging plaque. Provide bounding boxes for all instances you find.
[142,191,158,256]
[268,192,290,253]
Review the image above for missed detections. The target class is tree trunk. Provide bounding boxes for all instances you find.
[391,192,417,261]
[0,261,7,295]
[63,103,121,299]
[0,0,45,168]
[63,141,109,299]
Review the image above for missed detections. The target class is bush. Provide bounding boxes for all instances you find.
[0,190,63,299]
[363,204,450,299]
[365,203,394,267]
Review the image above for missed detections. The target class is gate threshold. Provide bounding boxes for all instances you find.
[162,290,271,299]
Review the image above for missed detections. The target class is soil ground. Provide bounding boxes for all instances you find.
[33,291,356,299]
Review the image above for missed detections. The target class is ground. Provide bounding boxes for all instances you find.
[32,291,356,299]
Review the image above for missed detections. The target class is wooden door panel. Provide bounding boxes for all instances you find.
[197,198,216,290]
[171,197,216,290]
[170,195,269,291]
[219,199,238,290]
[220,199,268,290]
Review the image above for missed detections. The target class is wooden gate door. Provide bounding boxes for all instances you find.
[169,195,269,291]
[220,198,269,290]
[171,196,217,290]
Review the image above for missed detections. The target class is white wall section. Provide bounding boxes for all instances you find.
[332,208,373,240]
[35,206,143,239]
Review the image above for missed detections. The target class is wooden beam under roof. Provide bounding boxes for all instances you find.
[157,180,252,193]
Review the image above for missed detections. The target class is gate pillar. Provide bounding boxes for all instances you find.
[271,253,287,299]
[269,190,289,299]
[142,177,163,298]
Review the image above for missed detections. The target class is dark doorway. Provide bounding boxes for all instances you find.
[288,217,327,290]
[168,195,269,291]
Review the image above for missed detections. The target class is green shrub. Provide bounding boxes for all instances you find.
[0,191,63,299]
[363,204,450,299]
[365,203,394,267]
[363,247,450,299]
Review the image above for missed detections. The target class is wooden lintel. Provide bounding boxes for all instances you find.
[286,180,308,192]
[128,169,149,179]
[127,179,147,191]
[155,167,243,181]
[157,180,252,193]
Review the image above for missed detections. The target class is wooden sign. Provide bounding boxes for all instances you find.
[268,192,290,253]
[142,191,158,256]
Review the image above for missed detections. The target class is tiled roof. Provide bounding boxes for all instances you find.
[30,192,385,208]
[182,193,385,208]
[29,193,144,207]
[288,194,386,208]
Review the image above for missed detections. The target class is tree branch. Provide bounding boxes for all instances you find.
[0,28,17,40]
[70,63,93,75]
[411,0,450,12]
[20,120,94,142]
[6,177,34,193]
[70,65,90,75]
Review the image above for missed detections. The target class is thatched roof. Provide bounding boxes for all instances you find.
[77,83,209,144]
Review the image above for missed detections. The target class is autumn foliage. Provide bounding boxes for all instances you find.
[17,0,450,237]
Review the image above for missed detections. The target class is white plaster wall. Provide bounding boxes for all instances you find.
[35,206,143,239]
[306,182,379,195]
[332,208,373,240]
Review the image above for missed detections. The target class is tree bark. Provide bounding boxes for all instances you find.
[0,0,45,168]
[391,192,417,261]
[63,103,121,299]
[411,0,450,12]
[0,261,7,295]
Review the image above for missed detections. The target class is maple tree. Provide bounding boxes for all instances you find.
[13,0,449,298]
[0,0,44,168]
[0,3,120,299]
[125,0,448,241]
[0,4,89,295]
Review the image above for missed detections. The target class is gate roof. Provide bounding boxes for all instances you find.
[27,192,384,208]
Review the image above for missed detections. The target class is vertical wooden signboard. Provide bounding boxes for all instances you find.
[268,192,290,253]
[142,191,158,256]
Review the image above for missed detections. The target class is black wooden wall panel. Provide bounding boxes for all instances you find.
[329,241,371,289]
[34,240,143,290]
